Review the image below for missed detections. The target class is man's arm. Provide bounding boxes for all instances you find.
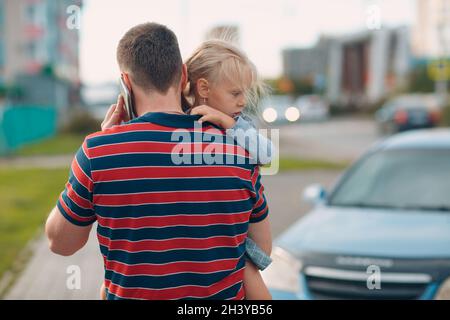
[45,206,93,256]
[46,138,96,256]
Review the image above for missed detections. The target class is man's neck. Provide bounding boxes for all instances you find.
[134,89,184,116]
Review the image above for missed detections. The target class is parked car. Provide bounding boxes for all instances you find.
[294,95,330,122]
[263,129,450,300]
[375,94,443,135]
[259,95,299,124]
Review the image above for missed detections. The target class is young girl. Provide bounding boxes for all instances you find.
[183,39,274,300]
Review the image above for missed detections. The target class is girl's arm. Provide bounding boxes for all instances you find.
[189,105,236,129]
[228,116,274,165]
[248,217,272,257]
[190,106,275,165]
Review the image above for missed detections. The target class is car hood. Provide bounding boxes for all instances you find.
[276,206,450,259]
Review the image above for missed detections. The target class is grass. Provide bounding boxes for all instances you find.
[277,157,348,171]
[14,133,85,157]
[0,167,69,296]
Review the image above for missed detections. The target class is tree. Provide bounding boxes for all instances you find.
[408,64,436,93]
[41,64,55,78]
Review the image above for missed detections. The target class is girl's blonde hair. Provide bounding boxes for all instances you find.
[183,39,268,114]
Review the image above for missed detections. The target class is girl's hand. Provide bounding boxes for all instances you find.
[190,105,236,129]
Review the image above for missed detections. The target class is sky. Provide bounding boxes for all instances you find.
[79,0,416,86]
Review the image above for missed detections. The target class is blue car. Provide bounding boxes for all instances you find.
[263,129,450,300]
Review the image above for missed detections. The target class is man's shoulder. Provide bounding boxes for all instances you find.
[84,122,174,147]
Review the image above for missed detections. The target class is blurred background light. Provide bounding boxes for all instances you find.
[285,107,301,122]
[263,107,278,123]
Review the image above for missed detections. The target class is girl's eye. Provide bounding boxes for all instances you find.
[232,92,241,97]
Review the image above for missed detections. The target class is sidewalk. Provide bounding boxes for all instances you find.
[0,155,74,169]
[4,226,104,300]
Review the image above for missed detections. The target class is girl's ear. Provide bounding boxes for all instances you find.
[196,78,210,99]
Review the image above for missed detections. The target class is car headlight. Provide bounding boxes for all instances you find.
[263,108,278,123]
[435,277,450,300]
[261,246,303,293]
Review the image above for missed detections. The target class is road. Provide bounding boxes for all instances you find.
[277,115,379,163]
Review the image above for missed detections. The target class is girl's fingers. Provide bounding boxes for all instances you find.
[191,105,212,117]
[198,115,209,123]
[190,107,202,115]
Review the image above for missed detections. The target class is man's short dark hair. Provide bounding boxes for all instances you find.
[117,22,183,93]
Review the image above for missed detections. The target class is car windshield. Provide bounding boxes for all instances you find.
[329,149,450,211]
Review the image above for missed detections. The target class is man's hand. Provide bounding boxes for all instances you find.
[101,95,130,131]
[190,105,236,129]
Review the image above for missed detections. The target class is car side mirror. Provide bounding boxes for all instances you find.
[303,184,327,206]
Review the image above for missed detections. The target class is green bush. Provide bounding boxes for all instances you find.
[441,103,450,127]
[61,110,101,135]
[408,65,435,93]
[0,84,7,98]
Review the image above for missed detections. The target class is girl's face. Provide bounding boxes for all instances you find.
[206,80,248,118]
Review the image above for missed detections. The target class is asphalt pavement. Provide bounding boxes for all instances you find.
[277,116,379,162]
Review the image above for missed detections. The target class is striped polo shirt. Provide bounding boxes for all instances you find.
[57,112,269,300]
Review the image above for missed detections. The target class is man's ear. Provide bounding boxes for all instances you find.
[181,64,188,91]
[122,73,132,92]
[196,78,210,99]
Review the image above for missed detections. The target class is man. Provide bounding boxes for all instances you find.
[45,22,270,300]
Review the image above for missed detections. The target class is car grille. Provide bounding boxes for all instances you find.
[304,267,431,300]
